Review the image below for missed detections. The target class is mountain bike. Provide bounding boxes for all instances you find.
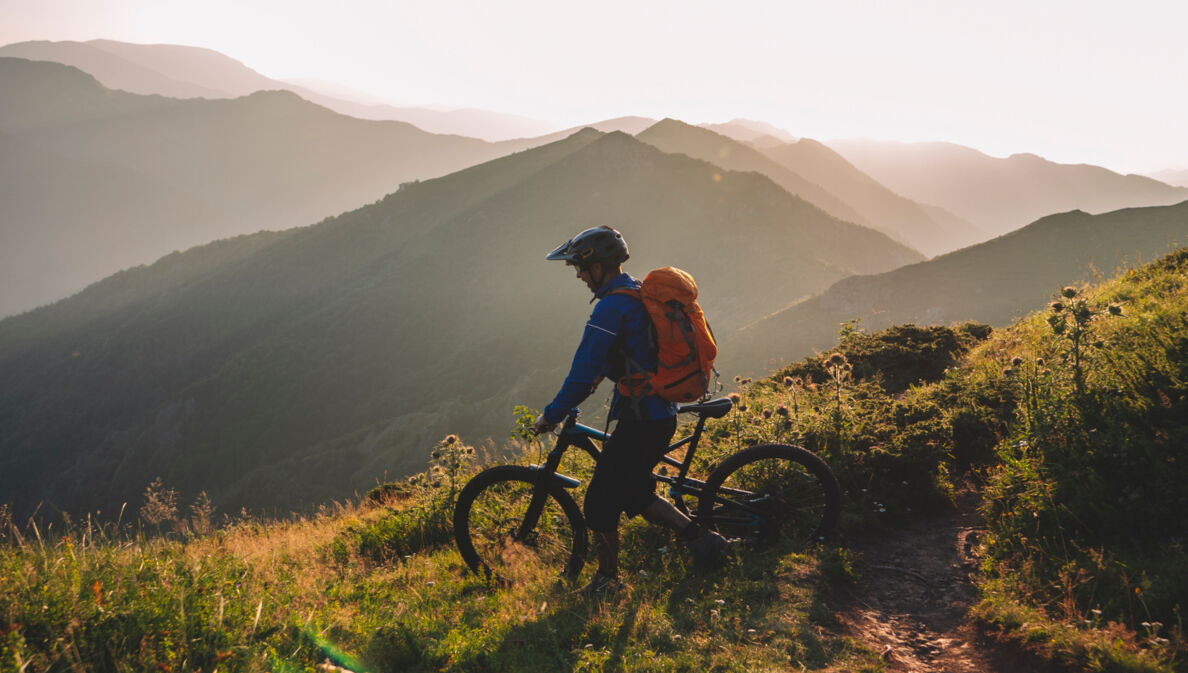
[452,397,841,584]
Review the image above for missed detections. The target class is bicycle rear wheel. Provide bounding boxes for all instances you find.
[453,465,588,584]
[698,444,840,547]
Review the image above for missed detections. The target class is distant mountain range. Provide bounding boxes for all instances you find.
[0,128,920,519]
[1148,168,1188,188]
[827,139,1188,236]
[734,200,1188,374]
[636,120,984,257]
[0,57,550,316]
[0,39,561,140]
[700,118,798,144]
[753,138,985,256]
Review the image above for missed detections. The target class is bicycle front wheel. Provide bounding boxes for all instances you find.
[453,465,588,584]
[698,444,840,547]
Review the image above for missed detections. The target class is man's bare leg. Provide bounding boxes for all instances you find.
[593,530,620,578]
[641,497,692,532]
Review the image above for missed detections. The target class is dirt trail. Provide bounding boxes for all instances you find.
[833,493,1050,673]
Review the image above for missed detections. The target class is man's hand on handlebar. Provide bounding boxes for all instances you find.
[532,416,557,435]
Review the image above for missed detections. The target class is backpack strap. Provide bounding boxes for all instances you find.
[607,288,655,413]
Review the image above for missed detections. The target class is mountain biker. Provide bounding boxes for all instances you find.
[533,225,728,596]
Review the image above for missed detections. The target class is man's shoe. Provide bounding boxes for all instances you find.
[577,571,622,598]
[689,528,730,572]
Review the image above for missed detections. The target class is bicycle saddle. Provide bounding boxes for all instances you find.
[678,398,733,418]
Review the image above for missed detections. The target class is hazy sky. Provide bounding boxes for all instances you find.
[3,0,1185,174]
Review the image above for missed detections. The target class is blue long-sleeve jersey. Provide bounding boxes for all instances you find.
[543,272,678,424]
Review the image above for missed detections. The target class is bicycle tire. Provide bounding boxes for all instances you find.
[697,444,840,547]
[453,465,588,584]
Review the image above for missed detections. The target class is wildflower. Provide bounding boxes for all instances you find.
[762,409,772,419]
[783,375,794,387]
[1036,357,1045,366]
[1002,367,1015,377]
[728,393,741,404]
[827,352,846,366]
[776,404,789,417]
[1050,301,1065,312]
[444,434,458,445]
[1011,357,1023,367]
[782,419,793,430]
[1062,286,1078,299]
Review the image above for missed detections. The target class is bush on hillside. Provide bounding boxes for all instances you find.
[707,322,999,532]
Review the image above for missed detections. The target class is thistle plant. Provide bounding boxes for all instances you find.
[1046,286,1123,397]
[1004,354,1055,437]
[727,392,743,450]
[824,353,853,443]
[429,434,475,503]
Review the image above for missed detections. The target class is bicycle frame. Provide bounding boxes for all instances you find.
[526,406,728,527]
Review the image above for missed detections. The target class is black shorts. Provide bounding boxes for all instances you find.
[583,416,678,533]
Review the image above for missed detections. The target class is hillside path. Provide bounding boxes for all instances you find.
[831,491,1051,673]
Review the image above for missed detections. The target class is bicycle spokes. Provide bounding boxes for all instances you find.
[702,446,838,547]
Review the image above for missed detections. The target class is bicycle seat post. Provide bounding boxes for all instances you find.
[674,410,712,482]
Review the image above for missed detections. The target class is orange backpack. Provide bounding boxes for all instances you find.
[612,267,718,403]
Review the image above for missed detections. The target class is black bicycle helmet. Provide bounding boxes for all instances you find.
[545,226,629,268]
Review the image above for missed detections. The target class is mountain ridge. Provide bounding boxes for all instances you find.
[637,118,873,232]
[0,39,562,140]
[827,138,1188,235]
[734,200,1188,374]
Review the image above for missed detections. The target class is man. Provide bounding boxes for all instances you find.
[533,225,727,596]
